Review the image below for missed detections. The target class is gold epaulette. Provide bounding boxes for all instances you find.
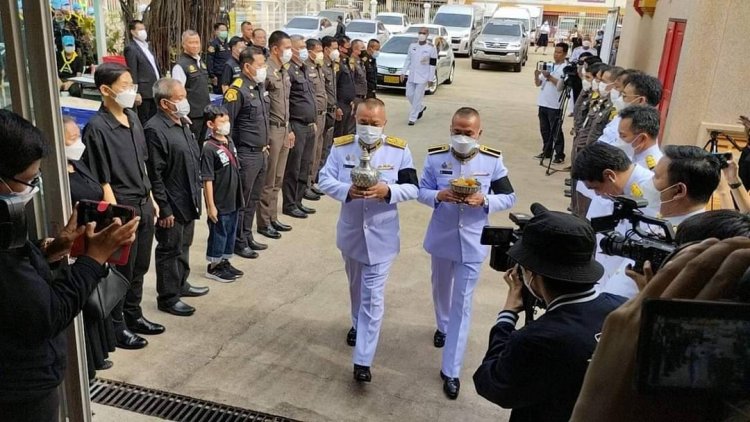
[231,78,243,88]
[386,136,407,149]
[479,145,502,157]
[645,155,657,170]
[609,107,618,121]
[333,134,355,147]
[427,144,449,154]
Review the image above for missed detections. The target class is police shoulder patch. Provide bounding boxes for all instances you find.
[386,136,407,149]
[479,145,502,157]
[645,155,657,170]
[283,63,291,70]
[224,88,239,103]
[231,78,243,88]
[334,134,355,147]
[631,183,643,198]
[427,144,449,154]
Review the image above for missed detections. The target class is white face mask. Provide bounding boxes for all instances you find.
[641,179,680,210]
[582,40,592,48]
[612,136,635,159]
[610,89,621,101]
[582,79,592,92]
[356,124,384,145]
[281,48,293,64]
[330,49,340,62]
[111,87,137,109]
[371,51,380,59]
[64,45,75,53]
[135,29,148,42]
[215,121,231,136]
[253,66,267,83]
[521,267,545,305]
[592,80,600,92]
[315,51,325,65]
[1,178,39,199]
[298,49,309,62]
[612,96,626,111]
[598,83,610,98]
[65,138,86,161]
[168,98,191,118]
[450,134,477,155]
[418,34,427,42]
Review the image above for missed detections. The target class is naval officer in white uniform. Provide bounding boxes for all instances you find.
[318,98,419,383]
[418,107,517,399]
[401,27,437,126]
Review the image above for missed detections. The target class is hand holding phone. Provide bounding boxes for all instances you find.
[70,201,137,265]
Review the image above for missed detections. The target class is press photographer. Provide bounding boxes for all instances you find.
[533,42,569,164]
[473,205,626,422]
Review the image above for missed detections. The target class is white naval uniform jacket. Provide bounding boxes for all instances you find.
[418,145,517,263]
[403,42,437,85]
[318,134,418,265]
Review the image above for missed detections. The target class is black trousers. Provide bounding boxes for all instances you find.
[114,200,154,325]
[0,388,59,422]
[334,101,356,137]
[538,106,565,158]
[155,219,195,306]
[235,149,266,249]
[283,121,315,212]
[189,116,206,147]
[136,98,157,125]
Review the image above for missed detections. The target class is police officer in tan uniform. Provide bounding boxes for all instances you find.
[305,38,328,201]
[318,36,340,193]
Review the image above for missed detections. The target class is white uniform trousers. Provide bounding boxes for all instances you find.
[405,81,427,122]
[343,254,394,367]
[431,257,481,378]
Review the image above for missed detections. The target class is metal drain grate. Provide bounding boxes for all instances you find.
[90,378,300,422]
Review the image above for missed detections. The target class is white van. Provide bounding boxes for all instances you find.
[519,5,543,41]
[432,4,484,55]
[492,7,532,38]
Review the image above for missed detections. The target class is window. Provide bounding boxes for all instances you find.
[381,37,414,54]
[433,13,472,28]
[347,22,376,33]
[377,15,403,25]
[483,22,521,37]
[287,18,319,30]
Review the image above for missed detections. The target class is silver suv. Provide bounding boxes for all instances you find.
[471,19,528,72]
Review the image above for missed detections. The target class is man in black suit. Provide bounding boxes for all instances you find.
[124,20,161,124]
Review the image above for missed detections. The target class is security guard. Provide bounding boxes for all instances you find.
[223,47,271,259]
[418,108,516,400]
[403,27,437,125]
[318,98,419,384]
[257,30,293,241]
[305,38,328,201]
[351,40,368,102]
[207,22,232,94]
[219,36,246,93]
[362,39,380,98]
[172,30,211,143]
[334,36,357,137]
[319,36,340,190]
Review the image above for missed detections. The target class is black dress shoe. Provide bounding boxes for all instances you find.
[249,239,268,250]
[418,106,426,120]
[126,317,165,335]
[347,327,357,347]
[271,220,292,232]
[534,152,552,159]
[408,121,415,126]
[158,300,195,317]
[303,189,321,201]
[258,226,282,239]
[434,330,446,348]
[311,186,325,196]
[181,284,209,297]
[234,246,259,259]
[440,372,460,400]
[353,364,372,383]
[97,360,114,370]
[283,208,308,219]
[298,204,316,214]
[553,156,565,164]
[115,328,148,350]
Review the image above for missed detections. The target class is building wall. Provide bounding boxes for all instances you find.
[617,0,750,146]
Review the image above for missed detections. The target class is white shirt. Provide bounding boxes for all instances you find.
[633,143,663,172]
[403,42,437,85]
[536,62,566,109]
[134,39,160,78]
[597,115,621,146]
[171,55,204,85]
[539,24,550,35]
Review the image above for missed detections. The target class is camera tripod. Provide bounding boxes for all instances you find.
[540,84,573,176]
[703,130,743,154]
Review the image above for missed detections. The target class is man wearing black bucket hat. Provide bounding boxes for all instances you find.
[473,205,627,422]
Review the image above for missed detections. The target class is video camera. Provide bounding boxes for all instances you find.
[591,196,677,272]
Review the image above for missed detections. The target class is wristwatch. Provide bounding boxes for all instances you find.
[729,182,743,190]
[483,195,489,209]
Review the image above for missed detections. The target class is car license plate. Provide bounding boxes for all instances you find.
[384,75,400,84]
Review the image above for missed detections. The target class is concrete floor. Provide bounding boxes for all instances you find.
[102,51,570,422]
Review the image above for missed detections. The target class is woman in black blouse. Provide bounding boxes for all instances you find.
[63,116,116,378]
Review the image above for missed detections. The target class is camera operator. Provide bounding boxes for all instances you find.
[0,110,139,420]
[598,72,662,149]
[716,156,750,213]
[617,104,663,171]
[473,208,626,421]
[533,42,569,164]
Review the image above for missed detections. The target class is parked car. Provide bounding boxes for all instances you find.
[318,8,362,25]
[376,33,455,95]
[282,16,337,39]
[471,19,528,72]
[432,4,484,55]
[346,19,390,44]
[375,12,410,34]
[404,24,450,39]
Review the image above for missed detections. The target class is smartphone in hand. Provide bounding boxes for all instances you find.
[70,201,136,265]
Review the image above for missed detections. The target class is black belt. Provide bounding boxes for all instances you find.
[270,120,287,128]
[238,145,266,152]
[291,120,315,127]
[119,196,149,206]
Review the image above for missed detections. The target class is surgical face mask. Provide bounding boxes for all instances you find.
[371,51,380,59]
[450,134,477,155]
[135,30,148,42]
[582,40,592,48]
[168,98,191,118]
[610,89,621,101]
[356,124,384,145]
[521,267,545,305]
[315,51,324,65]
[215,121,231,136]
[641,179,680,210]
[298,49,309,62]
[281,48,293,64]
[219,30,229,40]
[598,82,610,98]
[64,45,75,54]
[582,79,592,92]
[65,138,86,161]
[613,96,627,111]
[110,86,137,109]
[0,177,39,198]
[330,49,340,62]
[592,80,600,91]
[253,66,267,83]
[418,34,427,42]
[612,136,635,159]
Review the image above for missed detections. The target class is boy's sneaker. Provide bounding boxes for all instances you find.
[221,260,244,278]
[205,264,236,283]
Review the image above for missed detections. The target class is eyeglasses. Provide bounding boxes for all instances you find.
[11,172,42,189]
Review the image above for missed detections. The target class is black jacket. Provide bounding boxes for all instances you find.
[473,288,626,422]
[124,41,160,99]
[0,243,107,402]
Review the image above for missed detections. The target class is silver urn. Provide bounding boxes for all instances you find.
[350,149,381,189]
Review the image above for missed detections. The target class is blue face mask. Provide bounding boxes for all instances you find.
[298,49,309,62]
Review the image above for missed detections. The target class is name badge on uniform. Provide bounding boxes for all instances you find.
[188,64,197,73]
[440,170,453,175]
[377,164,394,170]
[344,164,355,169]
[472,172,490,176]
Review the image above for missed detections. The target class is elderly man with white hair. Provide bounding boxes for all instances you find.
[171,30,211,143]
